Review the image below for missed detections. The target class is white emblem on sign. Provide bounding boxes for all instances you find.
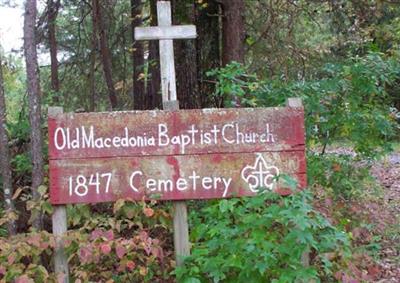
[241,153,279,193]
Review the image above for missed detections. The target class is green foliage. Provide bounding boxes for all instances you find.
[176,191,350,282]
[2,55,26,124]
[307,153,376,200]
[12,154,32,176]
[206,62,259,107]
[208,53,399,158]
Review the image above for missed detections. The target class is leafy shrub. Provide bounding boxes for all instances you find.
[176,191,350,283]
[0,194,175,282]
[208,53,399,158]
[0,231,55,282]
[307,153,376,200]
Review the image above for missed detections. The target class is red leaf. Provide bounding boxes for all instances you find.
[100,243,112,255]
[367,264,381,279]
[143,207,154,217]
[151,246,164,260]
[144,244,151,256]
[90,229,103,241]
[7,254,15,265]
[104,230,114,241]
[27,234,41,248]
[126,260,136,271]
[79,247,92,264]
[139,231,148,242]
[116,245,126,259]
[15,275,33,283]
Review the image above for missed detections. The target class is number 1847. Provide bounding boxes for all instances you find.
[68,173,112,197]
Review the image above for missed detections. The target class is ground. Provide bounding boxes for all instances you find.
[319,146,400,282]
[372,152,400,282]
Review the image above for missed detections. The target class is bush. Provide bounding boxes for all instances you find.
[209,53,399,158]
[176,191,350,283]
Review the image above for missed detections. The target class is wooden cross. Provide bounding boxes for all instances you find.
[135,1,197,266]
[135,1,197,102]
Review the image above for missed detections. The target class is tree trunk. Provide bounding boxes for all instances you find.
[92,0,118,110]
[172,0,199,109]
[196,0,221,108]
[24,0,43,230]
[0,56,17,235]
[221,0,245,65]
[89,1,98,112]
[48,0,60,103]
[131,0,145,110]
[147,0,161,109]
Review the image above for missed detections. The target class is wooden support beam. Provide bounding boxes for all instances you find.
[286,97,310,268]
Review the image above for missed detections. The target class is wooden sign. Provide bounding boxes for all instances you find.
[49,107,306,205]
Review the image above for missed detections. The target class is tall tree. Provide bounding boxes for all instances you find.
[172,0,199,109]
[221,0,245,65]
[0,55,17,235]
[195,0,221,107]
[131,0,145,109]
[47,0,60,103]
[24,0,43,230]
[89,1,98,112]
[92,0,118,110]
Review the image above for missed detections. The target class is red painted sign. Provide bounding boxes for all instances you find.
[49,107,306,204]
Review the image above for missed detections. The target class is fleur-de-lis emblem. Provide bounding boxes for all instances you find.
[241,153,279,193]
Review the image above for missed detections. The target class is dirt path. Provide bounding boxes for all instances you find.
[371,153,400,282]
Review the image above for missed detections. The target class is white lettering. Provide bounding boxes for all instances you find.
[104,138,111,148]
[222,178,232,197]
[113,136,121,147]
[202,177,213,190]
[176,178,188,191]
[129,171,142,192]
[54,127,66,150]
[222,124,235,144]
[82,126,94,148]
[158,124,170,146]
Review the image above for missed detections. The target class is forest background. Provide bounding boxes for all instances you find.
[0,0,400,282]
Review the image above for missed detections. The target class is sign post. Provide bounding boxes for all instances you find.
[135,0,196,265]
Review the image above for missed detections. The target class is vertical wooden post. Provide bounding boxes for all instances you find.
[162,100,190,267]
[135,1,194,267]
[286,97,310,268]
[153,1,190,267]
[157,1,177,102]
[49,107,69,283]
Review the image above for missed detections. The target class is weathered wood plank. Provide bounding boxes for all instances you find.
[48,107,305,160]
[135,26,197,40]
[49,151,306,204]
[173,201,190,266]
[157,1,177,102]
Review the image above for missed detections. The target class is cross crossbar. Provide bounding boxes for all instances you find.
[134,1,197,102]
[135,25,196,40]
